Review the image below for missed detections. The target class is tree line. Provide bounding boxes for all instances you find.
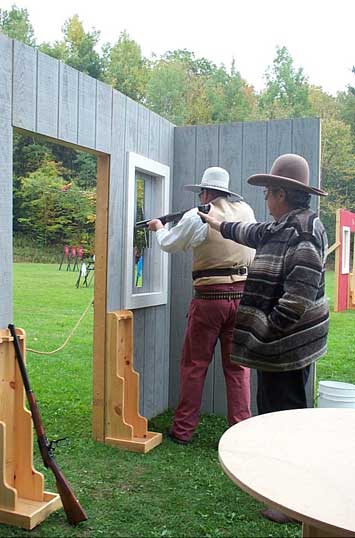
[1,5,354,252]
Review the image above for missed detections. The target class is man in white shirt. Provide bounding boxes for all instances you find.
[148,167,255,444]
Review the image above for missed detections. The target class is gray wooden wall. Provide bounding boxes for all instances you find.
[106,94,174,419]
[0,34,320,421]
[0,34,174,421]
[170,119,321,415]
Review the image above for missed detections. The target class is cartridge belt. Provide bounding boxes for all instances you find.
[192,266,248,280]
[194,289,243,300]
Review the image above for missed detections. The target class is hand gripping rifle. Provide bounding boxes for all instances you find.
[8,324,88,526]
[135,203,211,229]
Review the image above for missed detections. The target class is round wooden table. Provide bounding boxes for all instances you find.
[218,408,355,538]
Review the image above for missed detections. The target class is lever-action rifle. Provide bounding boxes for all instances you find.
[8,323,88,526]
[135,203,211,229]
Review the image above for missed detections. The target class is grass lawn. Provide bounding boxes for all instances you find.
[1,265,353,537]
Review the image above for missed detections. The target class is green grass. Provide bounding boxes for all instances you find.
[1,265,353,537]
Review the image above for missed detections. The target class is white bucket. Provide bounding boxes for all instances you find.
[318,380,355,409]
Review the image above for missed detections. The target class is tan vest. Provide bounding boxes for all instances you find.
[193,197,255,286]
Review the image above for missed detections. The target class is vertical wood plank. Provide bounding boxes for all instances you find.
[92,154,110,441]
[241,121,268,220]
[137,104,150,155]
[292,118,321,212]
[218,122,243,195]
[265,119,293,220]
[195,125,219,414]
[169,127,196,408]
[12,41,36,131]
[36,51,59,138]
[107,90,126,311]
[58,62,79,144]
[214,122,244,416]
[0,35,13,328]
[95,81,112,153]
[78,72,97,149]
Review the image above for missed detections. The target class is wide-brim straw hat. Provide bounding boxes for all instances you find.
[247,153,327,196]
[184,166,241,198]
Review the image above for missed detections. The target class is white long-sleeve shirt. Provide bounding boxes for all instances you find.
[156,208,207,252]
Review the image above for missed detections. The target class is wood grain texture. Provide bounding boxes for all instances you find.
[95,81,112,153]
[0,34,13,327]
[107,90,126,311]
[219,409,355,536]
[169,127,196,408]
[36,52,59,138]
[241,121,267,221]
[12,41,36,131]
[78,72,97,149]
[58,62,79,144]
[92,155,110,441]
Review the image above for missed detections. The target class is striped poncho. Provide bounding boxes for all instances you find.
[220,208,329,371]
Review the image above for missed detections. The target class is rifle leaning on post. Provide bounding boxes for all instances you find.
[135,203,211,229]
[8,324,88,526]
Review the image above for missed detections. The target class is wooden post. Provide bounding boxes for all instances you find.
[0,329,61,530]
[104,311,162,453]
[334,209,341,312]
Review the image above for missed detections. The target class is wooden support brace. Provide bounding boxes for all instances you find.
[105,311,162,453]
[0,329,61,530]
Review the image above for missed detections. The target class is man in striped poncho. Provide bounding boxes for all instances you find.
[200,154,329,522]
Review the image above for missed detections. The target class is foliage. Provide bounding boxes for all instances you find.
[16,161,96,247]
[0,5,35,45]
[259,46,312,119]
[40,15,103,79]
[103,30,149,101]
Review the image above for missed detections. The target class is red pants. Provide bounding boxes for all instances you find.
[171,282,251,442]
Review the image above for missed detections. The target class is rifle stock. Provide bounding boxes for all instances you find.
[8,324,88,526]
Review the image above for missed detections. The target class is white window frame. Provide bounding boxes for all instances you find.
[341,226,351,274]
[124,152,170,309]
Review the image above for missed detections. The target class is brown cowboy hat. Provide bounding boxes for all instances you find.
[247,153,327,196]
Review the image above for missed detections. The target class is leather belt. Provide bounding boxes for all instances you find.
[194,289,243,300]
[192,266,248,280]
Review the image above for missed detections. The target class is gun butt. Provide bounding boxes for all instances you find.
[56,477,88,525]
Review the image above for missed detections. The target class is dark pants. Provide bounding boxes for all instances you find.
[171,282,251,442]
[257,365,311,415]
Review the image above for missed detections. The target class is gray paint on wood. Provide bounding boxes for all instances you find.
[58,62,79,144]
[218,122,243,195]
[78,72,97,149]
[95,81,112,153]
[107,90,126,311]
[169,127,196,409]
[241,121,268,220]
[171,119,320,417]
[12,41,36,131]
[292,117,321,213]
[3,38,320,420]
[195,125,220,413]
[36,51,59,138]
[0,34,13,326]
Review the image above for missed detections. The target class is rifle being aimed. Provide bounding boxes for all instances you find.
[135,203,211,229]
[8,324,88,526]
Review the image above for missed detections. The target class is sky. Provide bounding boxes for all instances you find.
[1,0,354,95]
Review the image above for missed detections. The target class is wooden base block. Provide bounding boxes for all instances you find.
[105,431,162,453]
[0,492,61,530]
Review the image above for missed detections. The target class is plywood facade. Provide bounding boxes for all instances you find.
[0,34,320,428]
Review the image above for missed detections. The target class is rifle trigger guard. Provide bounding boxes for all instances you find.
[48,436,69,452]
